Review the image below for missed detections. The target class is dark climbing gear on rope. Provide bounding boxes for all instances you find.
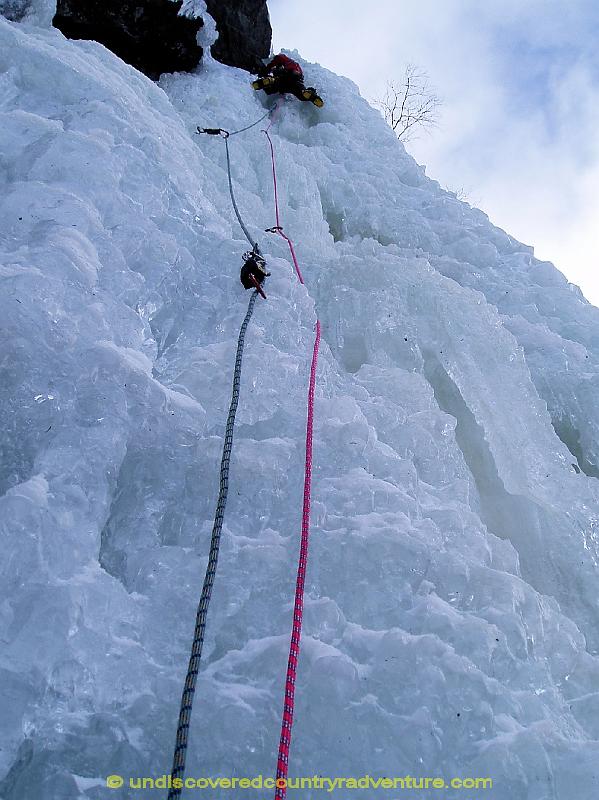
[167,289,260,800]
[197,127,227,137]
[241,248,270,299]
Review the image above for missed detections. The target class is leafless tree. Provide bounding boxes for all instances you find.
[375,64,442,142]
[447,185,469,202]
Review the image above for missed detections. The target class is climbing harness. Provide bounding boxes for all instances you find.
[262,124,322,800]
[167,289,260,800]
[170,101,320,800]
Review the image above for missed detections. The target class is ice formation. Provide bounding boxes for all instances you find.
[2,11,599,800]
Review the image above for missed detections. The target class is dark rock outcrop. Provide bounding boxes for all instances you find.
[53,1,203,80]
[52,0,271,81]
[205,0,271,73]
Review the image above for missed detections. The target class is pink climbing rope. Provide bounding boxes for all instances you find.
[274,318,320,800]
[263,130,305,285]
[262,126,320,800]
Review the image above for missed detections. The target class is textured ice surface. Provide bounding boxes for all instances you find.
[2,14,599,800]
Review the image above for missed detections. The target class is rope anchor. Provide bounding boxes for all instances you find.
[197,126,229,138]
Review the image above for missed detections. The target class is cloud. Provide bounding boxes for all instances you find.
[269,0,599,305]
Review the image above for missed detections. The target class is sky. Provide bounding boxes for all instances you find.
[269,0,599,306]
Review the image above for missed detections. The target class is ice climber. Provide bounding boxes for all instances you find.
[252,54,324,108]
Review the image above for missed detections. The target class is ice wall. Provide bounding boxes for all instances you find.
[2,14,599,800]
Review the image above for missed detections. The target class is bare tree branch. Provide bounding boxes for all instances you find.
[374,64,442,142]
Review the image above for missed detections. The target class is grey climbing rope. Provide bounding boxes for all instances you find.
[167,289,259,800]
[228,107,275,137]
[168,104,274,798]
[224,134,258,250]
[197,105,276,251]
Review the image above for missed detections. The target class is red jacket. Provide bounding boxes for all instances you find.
[267,54,303,79]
